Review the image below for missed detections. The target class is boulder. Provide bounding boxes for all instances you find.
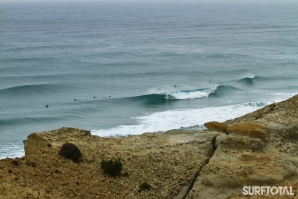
[227,122,269,140]
[204,121,227,133]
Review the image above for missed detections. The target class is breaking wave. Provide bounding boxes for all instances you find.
[122,84,238,105]
[91,100,269,137]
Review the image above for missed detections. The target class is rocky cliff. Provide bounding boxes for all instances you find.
[0,94,297,199]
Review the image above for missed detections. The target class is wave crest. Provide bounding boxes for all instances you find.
[166,88,214,100]
[126,85,237,105]
[165,85,238,100]
[237,75,266,85]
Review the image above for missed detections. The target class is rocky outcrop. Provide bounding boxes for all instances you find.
[186,133,297,199]
[186,94,298,199]
[1,128,220,199]
[204,122,227,133]
[226,122,269,140]
[1,94,298,199]
[23,128,91,156]
[23,133,50,156]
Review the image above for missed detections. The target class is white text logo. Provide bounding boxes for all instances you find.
[243,186,294,196]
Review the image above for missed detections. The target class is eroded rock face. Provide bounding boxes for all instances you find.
[186,130,298,199]
[23,127,91,156]
[23,133,50,156]
[186,94,298,199]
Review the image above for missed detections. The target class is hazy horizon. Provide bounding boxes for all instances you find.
[1,0,297,4]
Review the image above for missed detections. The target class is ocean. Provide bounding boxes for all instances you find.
[0,1,297,159]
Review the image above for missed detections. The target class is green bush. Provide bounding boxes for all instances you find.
[100,159,122,177]
[58,143,82,163]
[139,182,151,191]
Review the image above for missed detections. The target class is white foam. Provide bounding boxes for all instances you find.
[91,101,269,137]
[0,143,24,160]
[169,90,210,99]
[240,72,256,79]
[2,94,294,159]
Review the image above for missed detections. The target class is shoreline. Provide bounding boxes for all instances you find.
[0,94,297,198]
[1,93,295,160]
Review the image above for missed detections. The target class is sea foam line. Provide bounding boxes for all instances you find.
[91,101,269,137]
[0,143,24,160]
[2,93,295,159]
[167,90,211,100]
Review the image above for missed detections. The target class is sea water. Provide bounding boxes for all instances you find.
[0,1,297,159]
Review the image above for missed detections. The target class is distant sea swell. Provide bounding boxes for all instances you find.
[0,75,263,103]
